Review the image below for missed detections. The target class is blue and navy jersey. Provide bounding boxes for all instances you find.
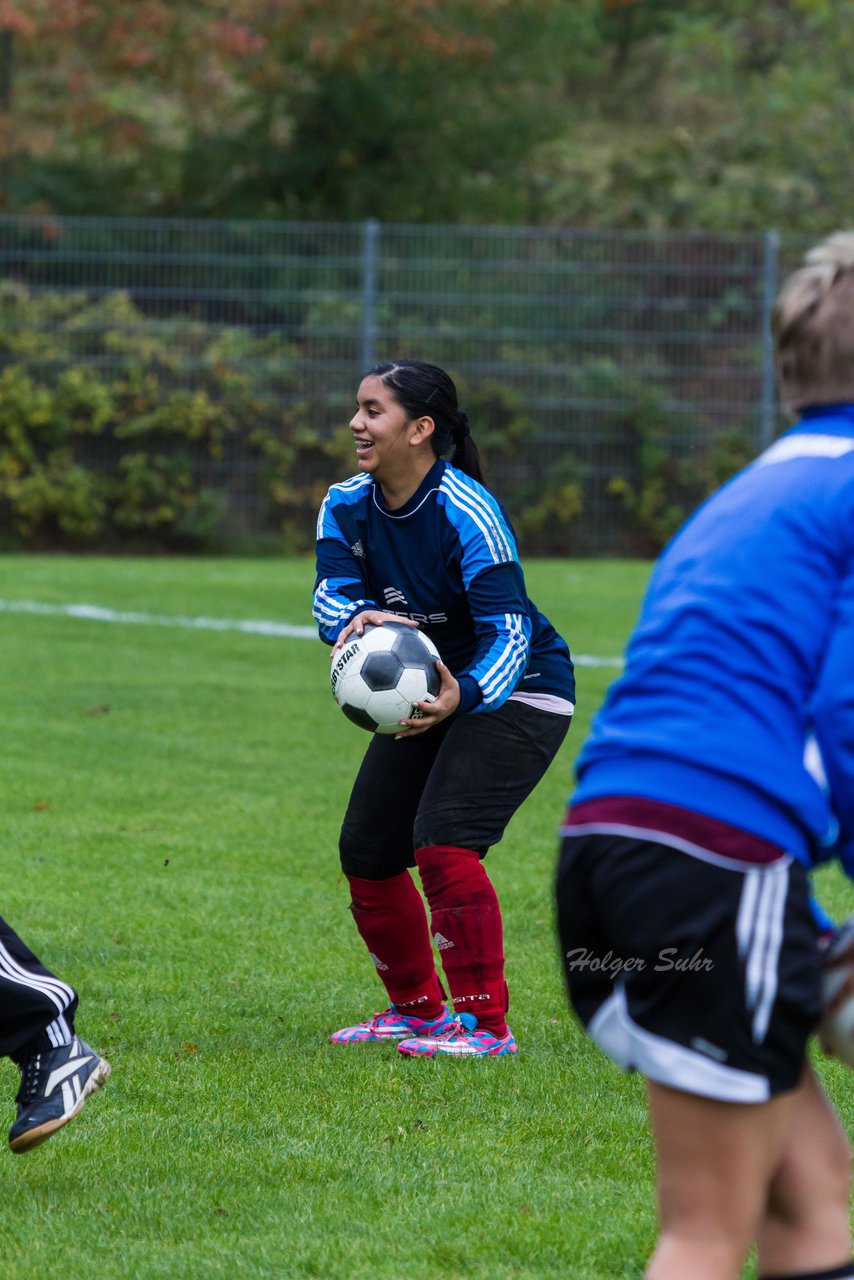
[572,404,854,879]
[313,458,575,715]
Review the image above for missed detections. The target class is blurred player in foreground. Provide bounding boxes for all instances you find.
[0,916,109,1152]
[556,233,854,1278]
[314,359,574,1056]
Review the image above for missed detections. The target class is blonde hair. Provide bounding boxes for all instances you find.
[773,232,854,415]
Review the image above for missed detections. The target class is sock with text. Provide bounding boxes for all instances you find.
[415,845,509,1038]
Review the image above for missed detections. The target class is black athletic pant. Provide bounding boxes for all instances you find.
[339,699,571,880]
[0,915,77,1058]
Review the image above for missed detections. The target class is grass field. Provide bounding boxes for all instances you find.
[1,555,852,1279]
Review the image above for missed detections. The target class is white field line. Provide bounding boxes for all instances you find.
[0,598,624,667]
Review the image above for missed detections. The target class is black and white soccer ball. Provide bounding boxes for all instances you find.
[330,622,442,734]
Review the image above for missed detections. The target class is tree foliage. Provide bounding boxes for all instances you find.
[0,0,852,230]
[531,0,854,231]
[1,0,592,222]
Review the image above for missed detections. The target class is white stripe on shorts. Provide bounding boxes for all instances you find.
[736,863,789,1045]
[588,982,771,1103]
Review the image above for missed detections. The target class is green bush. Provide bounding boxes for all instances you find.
[572,359,752,554]
[0,283,341,551]
[0,283,750,555]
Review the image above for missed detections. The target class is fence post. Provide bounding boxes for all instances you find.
[360,218,380,371]
[759,228,780,452]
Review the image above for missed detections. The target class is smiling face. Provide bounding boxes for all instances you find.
[349,375,435,499]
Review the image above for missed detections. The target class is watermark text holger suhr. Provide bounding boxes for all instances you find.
[564,948,714,979]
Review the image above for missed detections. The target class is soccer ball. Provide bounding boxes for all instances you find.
[819,914,854,1068]
[330,622,442,734]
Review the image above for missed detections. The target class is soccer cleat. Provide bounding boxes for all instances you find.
[329,1005,453,1044]
[398,1012,518,1057]
[8,1037,111,1154]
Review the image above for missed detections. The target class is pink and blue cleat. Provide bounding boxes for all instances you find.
[330,1005,454,1044]
[398,1012,518,1057]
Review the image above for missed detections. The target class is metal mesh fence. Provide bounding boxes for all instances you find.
[0,215,811,553]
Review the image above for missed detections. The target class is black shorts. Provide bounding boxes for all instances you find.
[555,833,823,1101]
[339,700,571,879]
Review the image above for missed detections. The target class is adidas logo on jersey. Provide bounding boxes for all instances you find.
[433,932,454,951]
[350,539,365,559]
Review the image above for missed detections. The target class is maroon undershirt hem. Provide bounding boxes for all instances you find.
[565,796,787,865]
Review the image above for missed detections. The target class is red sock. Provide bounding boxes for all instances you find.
[415,845,509,1037]
[347,871,446,1019]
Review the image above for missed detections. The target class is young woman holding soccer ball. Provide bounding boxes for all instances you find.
[313,359,575,1056]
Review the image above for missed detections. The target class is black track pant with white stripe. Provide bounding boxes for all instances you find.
[0,915,77,1059]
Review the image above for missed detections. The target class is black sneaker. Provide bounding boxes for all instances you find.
[8,1037,111,1154]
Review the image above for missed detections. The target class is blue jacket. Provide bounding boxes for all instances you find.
[573,405,854,879]
[313,458,575,715]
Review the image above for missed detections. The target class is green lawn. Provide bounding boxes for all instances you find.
[0,556,851,1279]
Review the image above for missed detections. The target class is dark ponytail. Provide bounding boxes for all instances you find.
[366,358,484,483]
